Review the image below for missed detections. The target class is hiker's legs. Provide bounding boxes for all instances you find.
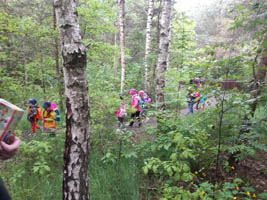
[31,121,37,134]
[136,111,141,127]
[129,113,136,127]
[196,101,200,110]
[0,178,11,200]
[118,117,124,127]
[188,102,194,114]
[129,111,140,127]
[36,121,40,130]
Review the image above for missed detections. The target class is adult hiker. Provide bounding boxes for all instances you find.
[42,102,58,132]
[129,89,142,127]
[27,98,42,135]
[186,81,197,114]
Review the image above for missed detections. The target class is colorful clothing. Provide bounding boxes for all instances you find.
[43,109,57,129]
[129,94,141,127]
[27,105,41,134]
[131,94,141,112]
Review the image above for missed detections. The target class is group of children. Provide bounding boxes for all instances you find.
[187,78,206,114]
[27,98,60,135]
[116,89,151,128]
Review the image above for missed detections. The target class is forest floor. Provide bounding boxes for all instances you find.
[126,99,267,195]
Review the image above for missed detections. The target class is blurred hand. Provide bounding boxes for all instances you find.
[0,136,21,160]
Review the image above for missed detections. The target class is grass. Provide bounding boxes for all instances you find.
[1,126,144,200]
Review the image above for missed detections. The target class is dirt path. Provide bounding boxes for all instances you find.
[128,97,217,137]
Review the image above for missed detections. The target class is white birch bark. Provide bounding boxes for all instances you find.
[54,0,90,199]
[166,1,174,72]
[118,0,126,93]
[156,0,173,110]
[144,0,154,91]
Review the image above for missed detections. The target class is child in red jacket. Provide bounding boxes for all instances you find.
[27,98,41,135]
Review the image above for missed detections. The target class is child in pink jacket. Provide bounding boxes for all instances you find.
[116,96,127,128]
[129,89,141,127]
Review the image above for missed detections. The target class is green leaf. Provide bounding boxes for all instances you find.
[258,193,267,199]
[263,39,267,49]
[143,166,148,175]
[152,165,158,173]
[170,153,177,161]
[167,167,173,176]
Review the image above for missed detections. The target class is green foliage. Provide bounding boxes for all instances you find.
[1,132,64,200]
[1,0,267,199]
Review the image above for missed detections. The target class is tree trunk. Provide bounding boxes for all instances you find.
[150,0,162,97]
[118,0,126,93]
[41,55,46,99]
[250,46,267,117]
[144,0,154,91]
[53,4,64,113]
[156,0,173,110]
[166,0,174,72]
[114,31,118,74]
[54,0,90,199]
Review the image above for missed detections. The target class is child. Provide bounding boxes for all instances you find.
[195,91,201,110]
[129,89,142,127]
[42,102,57,133]
[27,98,41,135]
[115,96,127,128]
[138,90,151,121]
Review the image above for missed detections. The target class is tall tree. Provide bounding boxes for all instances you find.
[166,0,174,72]
[156,0,173,110]
[54,0,91,199]
[53,4,64,113]
[144,0,154,91]
[118,0,126,93]
[250,42,267,117]
[151,0,162,97]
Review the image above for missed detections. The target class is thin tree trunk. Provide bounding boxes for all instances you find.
[54,0,90,199]
[23,41,28,87]
[114,31,118,74]
[53,4,64,113]
[144,0,154,91]
[156,0,173,110]
[150,0,162,96]
[166,0,174,72]
[41,55,46,99]
[250,46,267,117]
[118,0,126,93]
[215,90,226,180]
[151,63,157,100]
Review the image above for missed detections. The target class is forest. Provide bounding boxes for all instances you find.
[0,0,266,199]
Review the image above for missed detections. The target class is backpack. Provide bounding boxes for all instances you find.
[51,103,60,121]
[118,107,127,118]
[36,107,42,120]
[137,96,143,107]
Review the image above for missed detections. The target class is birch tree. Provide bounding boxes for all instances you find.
[54,0,90,199]
[156,0,173,110]
[166,0,174,72]
[118,0,126,93]
[144,0,154,91]
[53,4,64,113]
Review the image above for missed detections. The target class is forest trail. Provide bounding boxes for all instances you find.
[128,97,217,143]
[128,96,217,142]
[127,98,267,193]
